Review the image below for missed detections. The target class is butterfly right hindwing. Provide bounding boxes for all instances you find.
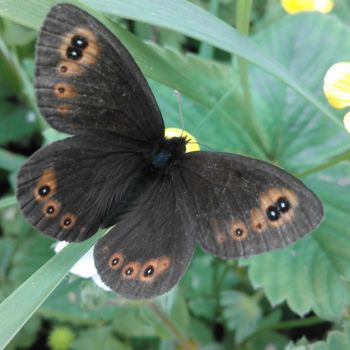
[94,175,196,299]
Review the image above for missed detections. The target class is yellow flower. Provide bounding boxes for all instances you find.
[323,63,350,135]
[281,0,334,14]
[323,63,350,109]
[343,112,350,134]
[165,128,200,153]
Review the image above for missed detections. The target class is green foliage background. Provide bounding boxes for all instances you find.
[0,0,350,349]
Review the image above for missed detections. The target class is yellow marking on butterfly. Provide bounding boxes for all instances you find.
[34,167,57,201]
[165,128,200,153]
[53,83,77,99]
[229,219,248,241]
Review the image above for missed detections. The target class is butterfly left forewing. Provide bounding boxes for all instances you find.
[35,3,164,140]
[94,176,196,299]
[180,151,323,258]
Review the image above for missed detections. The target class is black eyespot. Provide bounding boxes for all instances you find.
[277,197,291,213]
[66,46,82,60]
[38,185,50,197]
[46,206,55,214]
[71,35,88,49]
[112,258,119,266]
[58,87,65,94]
[125,267,134,276]
[144,266,155,277]
[64,218,72,226]
[266,206,280,221]
[235,228,243,237]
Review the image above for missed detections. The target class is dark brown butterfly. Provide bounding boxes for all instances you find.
[16,3,323,298]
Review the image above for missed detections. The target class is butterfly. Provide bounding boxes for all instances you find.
[16,3,323,299]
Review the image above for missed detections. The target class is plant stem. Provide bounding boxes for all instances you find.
[235,0,262,143]
[244,315,324,344]
[199,0,219,58]
[297,148,350,177]
[269,316,324,331]
[10,48,46,131]
[148,301,193,349]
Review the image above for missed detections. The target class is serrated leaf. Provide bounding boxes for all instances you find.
[242,163,350,320]
[72,327,131,350]
[221,291,262,343]
[250,13,350,172]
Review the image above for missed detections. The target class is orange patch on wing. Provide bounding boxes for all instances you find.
[122,262,142,280]
[34,167,57,201]
[250,208,268,234]
[42,199,61,218]
[53,83,77,99]
[59,27,101,65]
[60,213,77,229]
[259,187,298,228]
[229,219,248,241]
[140,258,158,282]
[57,61,83,76]
[138,256,171,282]
[56,104,71,114]
[158,256,171,274]
[108,252,124,270]
[212,219,226,244]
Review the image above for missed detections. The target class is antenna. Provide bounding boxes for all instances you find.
[173,89,184,137]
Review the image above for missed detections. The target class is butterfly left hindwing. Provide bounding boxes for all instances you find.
[16,133,147,242]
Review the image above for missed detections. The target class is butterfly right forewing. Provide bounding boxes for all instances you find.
[179,151,323,258]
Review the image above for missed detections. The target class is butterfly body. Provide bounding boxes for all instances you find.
[16,3,324,298]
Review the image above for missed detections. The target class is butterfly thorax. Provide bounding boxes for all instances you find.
[151,136,187,170]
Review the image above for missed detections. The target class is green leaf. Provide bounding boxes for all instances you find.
[0,196,16,209]
[221,291,262,344]
[72,327,131,350]
[40,279,116,324]
[0,105,37,145]
[0,231,102,349]
[249,13,350,172]
[0,148,25,172]
[0,0,342,128]
[8,234,54,286]
[6,315,41,350]
[237,12,350,322]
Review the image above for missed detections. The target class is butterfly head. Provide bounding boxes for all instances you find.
[151,136,187,169]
